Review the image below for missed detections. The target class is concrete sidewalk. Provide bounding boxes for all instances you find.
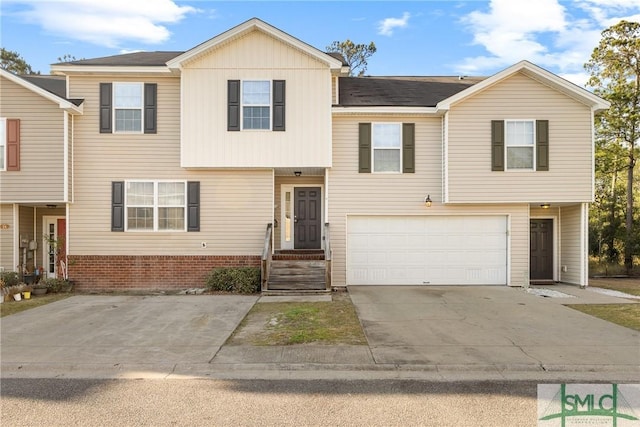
[1,286,639,381]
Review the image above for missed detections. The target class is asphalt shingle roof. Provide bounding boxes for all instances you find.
[17,74,84,106]
[338,76,486,107]
[54,51,184,67]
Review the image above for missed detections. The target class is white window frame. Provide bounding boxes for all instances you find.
[241,80,271,131]
[0,118,6,171]
[372,122,402,173]
[505,119,536,171]
[113,82,144,134]
[124,180,187,232]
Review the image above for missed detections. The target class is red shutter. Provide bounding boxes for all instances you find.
[6,119,20,171]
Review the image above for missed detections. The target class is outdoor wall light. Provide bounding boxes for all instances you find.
[425,195,432,208]
[540,203,551,209]
[294,171,302,177]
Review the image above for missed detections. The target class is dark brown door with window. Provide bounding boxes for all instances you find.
[294,187,321,249]
[530,219,553,281]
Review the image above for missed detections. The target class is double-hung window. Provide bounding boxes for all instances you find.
[505,120,535,170]
[114,83,143,132]
[242,80,271,130]
[372,123,402,173]
[126,181,186,231]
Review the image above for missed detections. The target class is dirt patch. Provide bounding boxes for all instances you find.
[226,292,367,346]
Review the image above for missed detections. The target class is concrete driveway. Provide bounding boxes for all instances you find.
[348,285,640,371]
[1,295,258,377]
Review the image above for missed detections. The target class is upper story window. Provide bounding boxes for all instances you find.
[242,81,271,130]
[125,181,186,231]
[228,80,285,132]
[0,118,20,172]
[505,120,534,170]
[100,82,157,134]
[358,122,415,174]
[491,119,549,172]
[372,123,402,173]
[114,83,143,132]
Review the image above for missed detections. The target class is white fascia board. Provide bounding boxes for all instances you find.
[167,18,343,71]
[437,60,610,112]
[50,66,172,76]
[0,69,83,114]
[332,106,440,116]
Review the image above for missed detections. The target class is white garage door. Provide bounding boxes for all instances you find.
[347,216,507,285]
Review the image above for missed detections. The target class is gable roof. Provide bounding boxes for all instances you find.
[167,18,343,71]
[437,60,610,112]
[0,69,83,113]
[338,76,484,107]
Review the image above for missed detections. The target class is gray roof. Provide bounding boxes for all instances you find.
[54,51,183,67]
[17,74,84,106]
[338,76,486,107]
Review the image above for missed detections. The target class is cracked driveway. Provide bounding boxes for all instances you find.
[348,286,640,370]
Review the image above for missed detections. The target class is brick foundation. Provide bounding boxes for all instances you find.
[68,255,261,291]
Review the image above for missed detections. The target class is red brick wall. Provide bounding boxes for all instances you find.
[68,255,261,291]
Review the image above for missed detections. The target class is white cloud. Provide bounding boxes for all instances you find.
[457,0,640,79]
[15,0,197,48]
[378,12,410,36]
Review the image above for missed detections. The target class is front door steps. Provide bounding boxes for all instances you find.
[263,250,329,295]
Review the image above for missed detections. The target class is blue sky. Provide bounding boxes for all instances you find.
[1,0,639,86]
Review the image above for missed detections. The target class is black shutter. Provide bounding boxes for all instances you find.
[100,83,112,133]
[491,120,505,171]
[273,80,285,131]
[536,120,549,171]
[358,123,371,173]
[112,181,124,232]
[228,80,240,131]
[402,123,415,173]
[187,181,200,232]
[144,83,157,134]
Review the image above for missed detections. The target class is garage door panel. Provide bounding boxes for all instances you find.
[347,216,507,285]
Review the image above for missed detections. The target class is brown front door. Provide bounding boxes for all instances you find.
[530,219,553,281]
[294,187,321,249]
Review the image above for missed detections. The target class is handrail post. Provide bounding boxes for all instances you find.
[324,222,331,290]
[261,223,273,292]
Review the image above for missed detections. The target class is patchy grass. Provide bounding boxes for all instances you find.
[568,304,640,331]
[1,294,71,317]
[227,292,367,346]
[588,278,640,296]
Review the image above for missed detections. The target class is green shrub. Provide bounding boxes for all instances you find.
[39,278,73,293]
[206,267,260,294]
[0,271,20,287]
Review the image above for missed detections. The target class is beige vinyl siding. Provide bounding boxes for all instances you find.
[274,175,324,250]
[329,116,529,286]
[447,72,593,203]
[68,75,271,255]
[0,76,65,202]
[181,30,332,168]
[18,205,35,271]
[560,204,584,285]
[0,204,14,271]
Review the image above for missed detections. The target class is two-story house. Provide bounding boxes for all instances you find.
[0,18,608,290]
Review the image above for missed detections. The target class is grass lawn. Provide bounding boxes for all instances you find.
[227,292,367,346]
[0,294,71,317]
[568,304,640,331]
[567,278,640,331]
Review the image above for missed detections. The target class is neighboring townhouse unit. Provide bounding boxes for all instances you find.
[0,69,83,280]
[1,18,608,291]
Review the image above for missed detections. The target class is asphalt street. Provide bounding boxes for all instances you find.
[2,378,539,426]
